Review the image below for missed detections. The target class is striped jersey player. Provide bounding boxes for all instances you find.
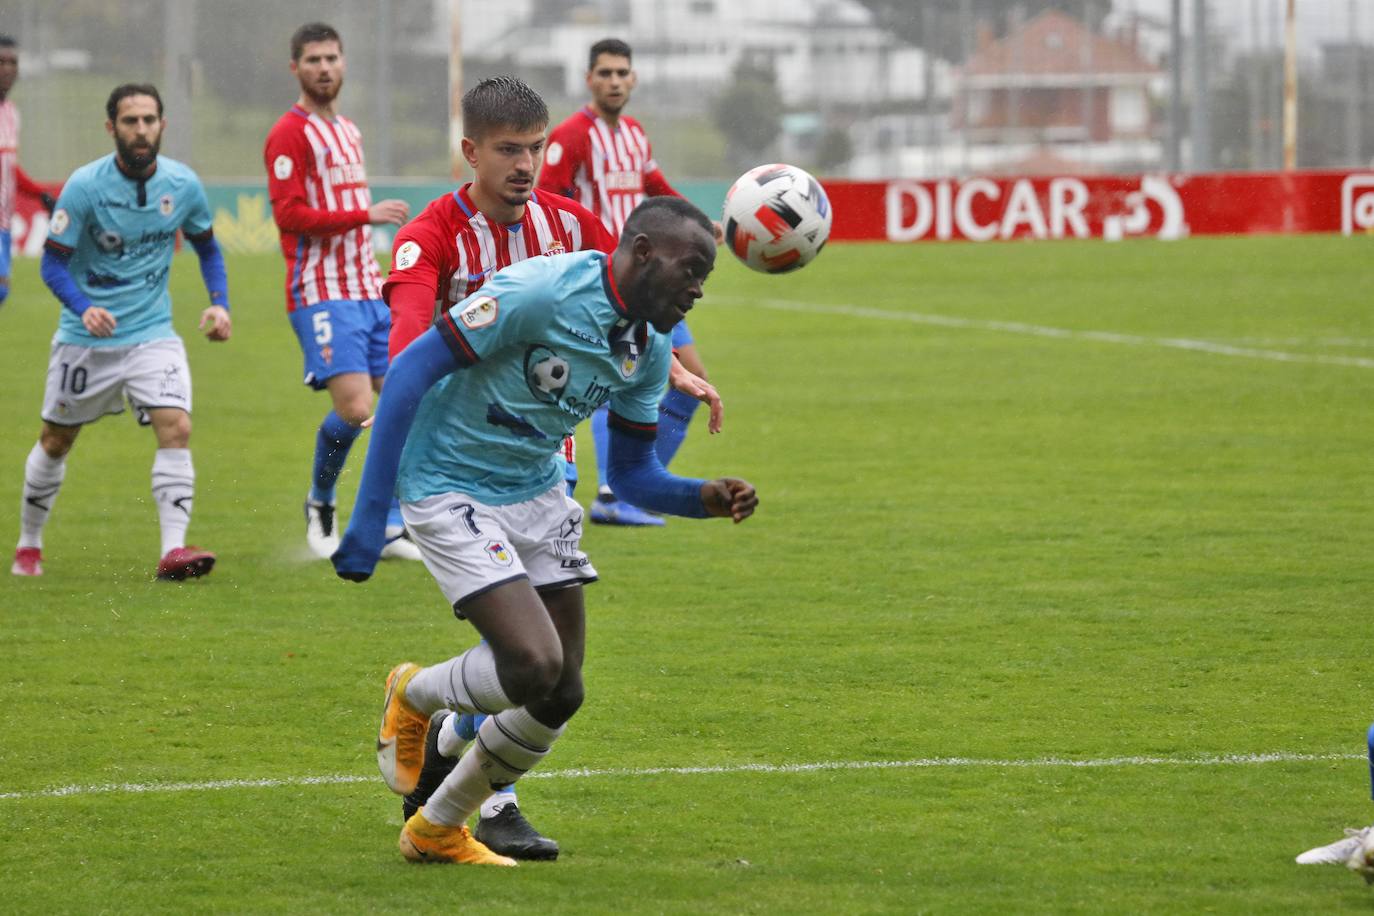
[0,34,56,306]
[537,37,723,529]
[263,21,417,563]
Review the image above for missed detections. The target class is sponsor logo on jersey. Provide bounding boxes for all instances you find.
[273,155,293,180]
[604,170,642,192]
[485,540,513,566]
[525,345,571,403]
[458,296,498,330]
[159,194,174,217]
[50,209,70,235]
[395,241,421,270]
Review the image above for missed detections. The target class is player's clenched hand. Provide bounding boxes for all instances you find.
[669,358,724,434]
[199,305,232,341]
[81,306,117,337]
[700,477,757,523]
[368,199,410,226]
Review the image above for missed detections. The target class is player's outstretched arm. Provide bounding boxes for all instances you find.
[605,421,755,522]
[332,328,460,581]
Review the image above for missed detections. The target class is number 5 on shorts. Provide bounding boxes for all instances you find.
[312,310,332,345]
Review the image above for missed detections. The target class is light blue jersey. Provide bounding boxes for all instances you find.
[397,250,671,505]
[46,154,213,347]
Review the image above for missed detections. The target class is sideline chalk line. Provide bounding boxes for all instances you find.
[1,751,1360,802]
[718,296,1374,370]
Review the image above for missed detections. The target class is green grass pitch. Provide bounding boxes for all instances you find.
[1,236,1372,912]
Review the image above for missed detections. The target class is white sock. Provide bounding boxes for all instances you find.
[480,788,519,820]
[404,643,512,716]
[19,443,65,549]
[423,707,562,827]
[436,714,468,759]
[151,448,194,556]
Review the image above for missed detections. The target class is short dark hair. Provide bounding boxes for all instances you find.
[621,196,714,242]
[106,83,163,122]
[0,35,17,51]
[291,22,342,61]
[589,38,632,71]
[462,76,548,141]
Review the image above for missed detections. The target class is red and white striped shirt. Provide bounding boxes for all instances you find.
[264,105,382,310]
[537,106,680,237]
[0,99,20,227]
[383,184,615,359]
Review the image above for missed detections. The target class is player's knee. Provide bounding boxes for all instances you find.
[334,399,372,427]
[544,675,584,721]
[497,644,564,704]
[161,413,192,447]
[39,427,76,458]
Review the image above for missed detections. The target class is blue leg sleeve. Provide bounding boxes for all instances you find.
[311,410,361,504]
[655,387,700,468]
[591,404,611,492]
[1367,722,1373,801]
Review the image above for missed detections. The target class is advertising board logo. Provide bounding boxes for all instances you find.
[1340,174,1374,236]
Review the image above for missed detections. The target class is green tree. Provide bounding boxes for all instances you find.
[712,55,783,170]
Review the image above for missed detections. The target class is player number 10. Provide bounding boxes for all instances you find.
[59,362,88,394]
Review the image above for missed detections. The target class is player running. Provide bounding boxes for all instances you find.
[383,74,722,860]
[264,22,418,562]
[538,37,723,527]
[0,34,57,308]
[1295,722,1374,882]
[333,195,757,866]
[13,84,230,579]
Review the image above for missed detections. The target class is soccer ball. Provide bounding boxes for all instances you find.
[526,348,570,401]
[722,163,832,274]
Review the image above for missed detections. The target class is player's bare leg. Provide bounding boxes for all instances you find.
[147,407,214,580]
[13,421,80,576]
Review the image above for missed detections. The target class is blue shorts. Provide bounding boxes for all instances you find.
[671,320,693,349]
[0,229,12,280]
[289,299,390,390]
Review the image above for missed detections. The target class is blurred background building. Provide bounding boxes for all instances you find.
[3,0,1371,182]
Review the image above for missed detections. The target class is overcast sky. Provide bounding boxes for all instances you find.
[1125,0,1366,52]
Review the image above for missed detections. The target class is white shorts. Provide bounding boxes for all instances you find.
[401,482,597,616]
[41,337,192,426]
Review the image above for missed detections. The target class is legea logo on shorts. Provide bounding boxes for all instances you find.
[485,540,513,566]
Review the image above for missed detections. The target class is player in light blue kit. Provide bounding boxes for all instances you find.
[12,84,231,580]
[332,196,757,866]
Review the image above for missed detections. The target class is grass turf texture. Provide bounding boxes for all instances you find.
[1,237,1371,912]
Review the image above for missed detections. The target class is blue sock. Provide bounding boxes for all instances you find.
[1367,722,1373,801]
[310,411,360,504]
[386,498,404,534]
[591,404,612,495]
[655,388,700,468]
[457,713,485,741]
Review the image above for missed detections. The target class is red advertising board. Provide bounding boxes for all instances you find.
[824,171,1374,243]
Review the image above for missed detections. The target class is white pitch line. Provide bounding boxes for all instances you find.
[720,296,1374,370]
[0,752,1359,802]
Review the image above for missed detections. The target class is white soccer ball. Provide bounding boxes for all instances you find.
[722,163,832,274]
[529,353,570,396]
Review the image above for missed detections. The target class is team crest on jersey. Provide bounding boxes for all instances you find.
[395,241,421,270]
[485,540,514,567]
[273,155,293,180]
[542,240,566,256]
[159,194,174,217]
[457,296,498,330]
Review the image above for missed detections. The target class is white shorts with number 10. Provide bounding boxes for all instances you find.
[401,482,597,616]
[41,337,192,426]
